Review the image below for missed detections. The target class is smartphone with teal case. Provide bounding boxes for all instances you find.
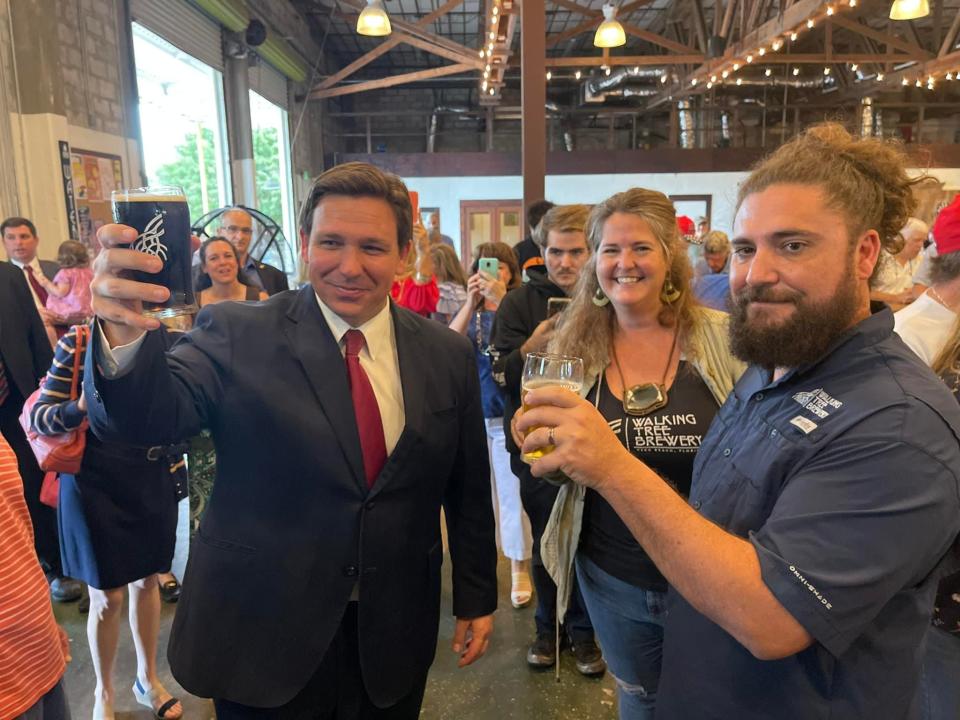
[478,257,499,278]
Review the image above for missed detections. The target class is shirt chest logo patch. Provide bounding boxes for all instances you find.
[791,387,843,419]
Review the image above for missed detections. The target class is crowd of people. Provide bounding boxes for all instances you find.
[1,121,959,720]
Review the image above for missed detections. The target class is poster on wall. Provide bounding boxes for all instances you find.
[70,148,123,252]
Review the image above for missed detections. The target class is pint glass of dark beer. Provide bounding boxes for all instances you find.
[112,186,197,318]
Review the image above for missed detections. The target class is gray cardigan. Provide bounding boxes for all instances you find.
[542,307,746,620]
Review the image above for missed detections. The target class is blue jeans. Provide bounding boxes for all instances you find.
[576,554,665,720]
[915,626,960,720]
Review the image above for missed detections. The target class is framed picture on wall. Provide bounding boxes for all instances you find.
[670,194,712,233]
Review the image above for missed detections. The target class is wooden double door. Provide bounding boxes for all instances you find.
[459,200,523,262]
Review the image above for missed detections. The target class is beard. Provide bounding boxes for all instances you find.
[728,270,861,370]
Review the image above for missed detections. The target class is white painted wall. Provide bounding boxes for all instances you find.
[407,167,960,256]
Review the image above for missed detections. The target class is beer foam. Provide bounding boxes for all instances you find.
[113,192,187,202]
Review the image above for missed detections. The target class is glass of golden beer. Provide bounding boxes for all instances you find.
[520,352,584,465]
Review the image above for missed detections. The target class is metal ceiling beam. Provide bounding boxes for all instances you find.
[621,21,700,54]
[829,14,934,59]
[688,0,709,51]
[545,54,705,66]
[397,31,482,67]
[309,63,475,99]
[316,0,465,90]
[644,0,834,108]
[335,0,476,57]
[939,10,960,57]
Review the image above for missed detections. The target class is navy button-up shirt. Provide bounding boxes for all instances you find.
[656,310,960,720]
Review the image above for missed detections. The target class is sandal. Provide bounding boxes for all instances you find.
[158,577,181,604]
[511,570,533,608]
[133,678,182,720]
[92,696,114,720]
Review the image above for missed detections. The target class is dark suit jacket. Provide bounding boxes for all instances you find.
[0,262,53,398]
[192,259,289,296]
[85,287,497,708]
[39,259,59,283]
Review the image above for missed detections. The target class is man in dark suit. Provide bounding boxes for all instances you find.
[2,216,60,313]
[0,261,81,601]
[193,207,289,296]
[85,162,497,718]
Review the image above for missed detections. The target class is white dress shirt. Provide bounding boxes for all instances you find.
[98,295,405,454]
[316,296,405,455]
[10,257,46,310]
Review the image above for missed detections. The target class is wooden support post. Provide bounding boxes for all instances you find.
[521,0,546,216]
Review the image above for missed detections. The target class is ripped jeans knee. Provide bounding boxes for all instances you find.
[611,669,653,698]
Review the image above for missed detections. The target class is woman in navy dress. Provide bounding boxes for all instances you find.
[31,326,183,720]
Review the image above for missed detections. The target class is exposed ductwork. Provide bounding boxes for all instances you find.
[678,100,696,149]
[583,66,665,103]
[719,111,731,144]
[729,78,825,89]
[860,97,883,137]
[427,106,470,153]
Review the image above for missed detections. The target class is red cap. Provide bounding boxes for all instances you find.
[933,197,960,255]
[677,215,695,237]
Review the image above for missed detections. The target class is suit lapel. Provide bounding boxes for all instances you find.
[368,305,426,496]
[282,287,366,490]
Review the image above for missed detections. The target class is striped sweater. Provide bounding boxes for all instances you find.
[30,325,87,437]
[0,434,66,717]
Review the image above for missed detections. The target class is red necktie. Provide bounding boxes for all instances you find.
[24,266,48,306]
[343,329,387,488]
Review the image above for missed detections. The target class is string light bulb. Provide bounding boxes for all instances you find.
[793,67,800,76]
[772,39,782,51]
[851,63,858,71]
[758,47,766,56]
[661,73,668,83]
[807,18,815,28]
[489,87,495,95]
[746,54,754,63]
[916,78,922,87]
[546,71,551,80]
[692,78,698,86]
[479,49,485,58]
[947,72,954,80]
[790,31,798,40]
[736,78,743,85]
[711,74,717,82]
[765,68,772,76]
[826,6,834,15]
[824,66,831,75]
[849,0,856,5]
[707,81,713,88]
[902,77,909,85]
[733,62,740,70]
[722,70,729,78]
[876,72,884,80]
[575,70,582,80]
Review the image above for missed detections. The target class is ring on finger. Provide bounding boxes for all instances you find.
[548,427,556,446]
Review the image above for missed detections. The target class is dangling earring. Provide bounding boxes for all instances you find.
[592,286,610,307]
[660,278,681,304]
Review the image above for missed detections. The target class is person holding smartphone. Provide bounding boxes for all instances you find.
[450,243,534,608]
[489,204,605,676]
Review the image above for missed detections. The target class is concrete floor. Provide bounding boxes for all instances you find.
[54,500,618,719]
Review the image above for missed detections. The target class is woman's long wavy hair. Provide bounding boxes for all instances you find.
[550,188,697,375]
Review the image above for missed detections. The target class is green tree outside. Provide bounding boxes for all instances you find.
[154,126,283,227]
[155,127,220,221]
